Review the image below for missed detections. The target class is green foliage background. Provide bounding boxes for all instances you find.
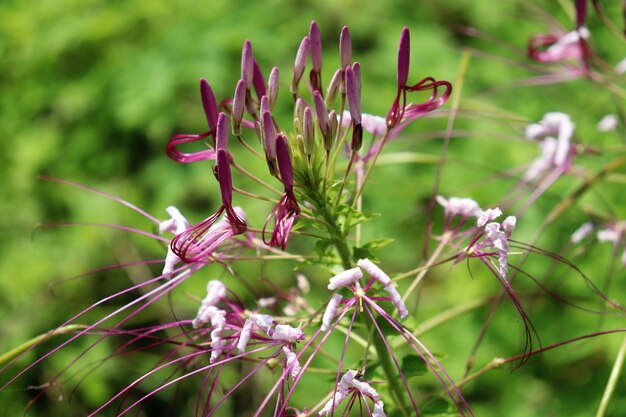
[1,0,625,416]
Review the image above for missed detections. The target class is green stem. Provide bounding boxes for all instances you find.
[595,334,626,417]
[0,324,87,366]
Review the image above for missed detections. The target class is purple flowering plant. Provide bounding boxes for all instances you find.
[3,3,626,417]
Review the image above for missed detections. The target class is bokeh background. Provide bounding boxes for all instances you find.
[1,0,626,415]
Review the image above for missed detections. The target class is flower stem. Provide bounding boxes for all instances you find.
[595,334,626,417]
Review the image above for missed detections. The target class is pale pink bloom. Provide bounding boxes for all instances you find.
[341,111,387,137]
[272,324,304,341]
[257,297,277,308]
[477,207,503,227]
[616,57,626,75]
[192,280,227,328]
[159,206,190,278]
[321,293,343,331]
[597,228,620,243]
[282,346,302,382]
[436,195,482,219]
[358,258,391,286]
[383,284,408,319]
[208,308,227,363]
[296,273,311,294]
[319,370,356,416]
[597,114,618,132]
[373,401,386,417]
[236,318,254,352]
[524,112,575,181]
[327,267,363,290]
[249,313,274,331]
[571,221,594,243]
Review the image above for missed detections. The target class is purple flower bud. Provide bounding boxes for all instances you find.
[252,58,267,100]
[231,79,246,136]
[268,67,279,109]
[217,149,233,207]
[397,27,410,88]
[325,68,342,106]
[352,62,361,93]
[309,21,323,72]
[303,106,315,155]
[291,36,310,94]
[294,97,305,133]
[260,95,270,116]
[313,90,329,136]
[326,110,338,151]
[345,66,361,125]
[262,111,277,160]
[241,40,254,87]
[200,78,218,136]
[340,26,352,70]
[275,134,294,191]
[216,112,229,152]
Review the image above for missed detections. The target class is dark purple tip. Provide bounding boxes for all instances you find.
[217,149,233,207]
[200,79,218,135]
[252,59,267,100]
[397,28,410,88]
[216,112,228,152]
[275,134,294,191]
[340,26,352,69]
[309,21,323,72]
[575,0,587,29]
[241,40,254,86]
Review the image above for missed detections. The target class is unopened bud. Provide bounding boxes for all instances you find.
[231,79,246,136]
[340,26,352,70]
[251,58,266,100]
[216,112,229,152]
[262,111,277,160]
[241,40,254,87]
[260,95,270,116]
[303,107,315,155]
[268,67,279,109]
[313,91,329,136]
[326,110,338,151]
[309,21,323,72]
[346,66,361,125]
[326,69,342,107]
[397,28,410,88]
[200,78,218,136]
[291,36,310,94]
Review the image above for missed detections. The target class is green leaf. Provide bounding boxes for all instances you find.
[400,354,428,378]
[360,238,395,250]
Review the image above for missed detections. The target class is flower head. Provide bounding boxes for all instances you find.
[386,28,452,130]
[171,148,247,263]
[263,134,300,250]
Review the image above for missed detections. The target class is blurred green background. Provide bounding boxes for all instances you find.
[1,0,626,415]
